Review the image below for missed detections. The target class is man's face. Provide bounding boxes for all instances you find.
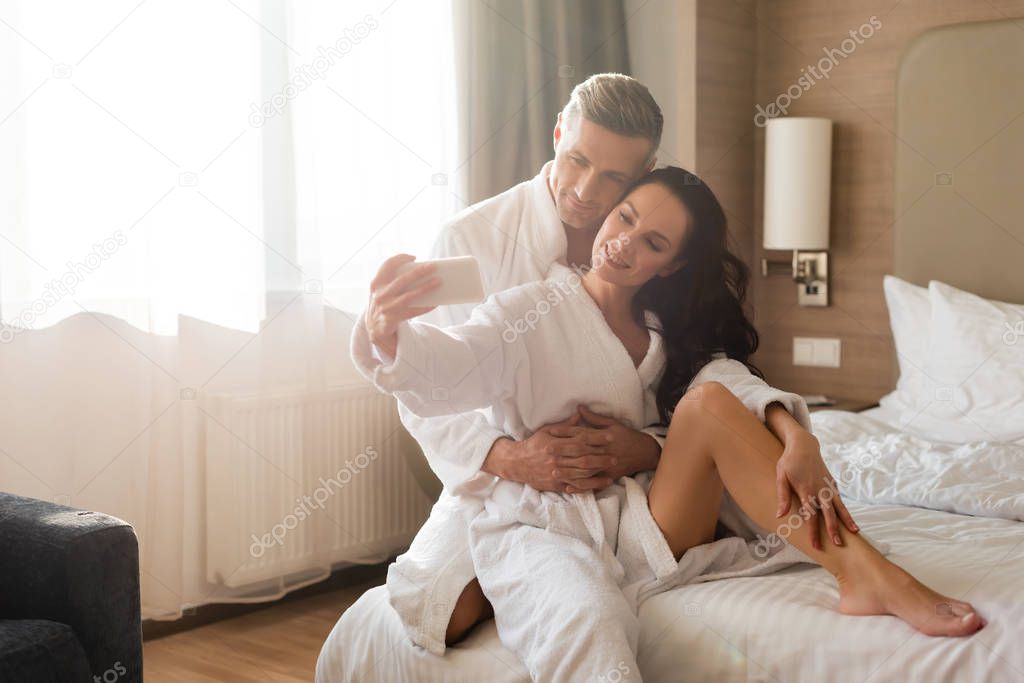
[549,114,654,232]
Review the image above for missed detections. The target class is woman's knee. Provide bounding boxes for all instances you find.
[672,381,742,425]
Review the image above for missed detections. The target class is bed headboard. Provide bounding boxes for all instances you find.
[894,18,1024,304]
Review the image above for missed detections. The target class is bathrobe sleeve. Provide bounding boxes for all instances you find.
[687,357,812,430]
[640,426,667,448]
[386,226,515,490]
[628,357,810,449]
[351,295,522,421]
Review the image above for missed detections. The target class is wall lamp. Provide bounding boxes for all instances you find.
[760,117,832,307]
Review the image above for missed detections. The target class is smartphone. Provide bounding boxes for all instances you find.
[395,255,485,307]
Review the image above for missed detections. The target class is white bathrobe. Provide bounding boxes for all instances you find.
[351,266,814,681]
[380,161,814,658]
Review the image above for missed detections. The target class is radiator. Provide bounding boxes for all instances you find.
[203,382,433,588]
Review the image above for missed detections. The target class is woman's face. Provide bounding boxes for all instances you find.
[589,181,690,288]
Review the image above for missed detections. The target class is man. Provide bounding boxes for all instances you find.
[374,73,811,656]
[379,74,665,656]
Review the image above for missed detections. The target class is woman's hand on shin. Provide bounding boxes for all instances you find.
[775,429,860,551]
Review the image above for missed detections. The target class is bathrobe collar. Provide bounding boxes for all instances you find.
[635,310,665,389]
[562,266,666,390]
[525,161,570,271]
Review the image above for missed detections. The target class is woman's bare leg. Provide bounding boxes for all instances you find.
[647,381,984,637]
[445,578,493,646]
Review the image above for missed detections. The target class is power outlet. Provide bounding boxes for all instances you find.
[793,337,841,367]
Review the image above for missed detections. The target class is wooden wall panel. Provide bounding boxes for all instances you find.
[695,0,758,273]
[739,0,1024,401]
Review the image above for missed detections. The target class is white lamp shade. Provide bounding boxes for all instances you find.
[763,117,832,250]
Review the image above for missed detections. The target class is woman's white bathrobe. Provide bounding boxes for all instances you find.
[351,265,813,682]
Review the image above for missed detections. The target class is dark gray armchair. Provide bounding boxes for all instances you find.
[0,492,143,682]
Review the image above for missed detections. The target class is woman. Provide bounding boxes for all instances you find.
[353,167,983,681]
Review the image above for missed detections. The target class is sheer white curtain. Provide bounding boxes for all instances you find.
[0,0,456,618]
[0,0,266,335]
[0,0,456,334]
[285,1,459,313]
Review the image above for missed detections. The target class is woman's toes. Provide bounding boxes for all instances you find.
[956,610,983,634]
[933,602,983,635]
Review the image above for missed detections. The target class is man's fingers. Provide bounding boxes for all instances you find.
[544,414,582,431]
[555,454,617,473]
[577,404,616,427]
[547,426,613,446]
[547,441,581,457]
[546,425,583,438]
[548,441,607,457]
[554,466,606,481]
[562,475,613,493]
[585,431,614,446]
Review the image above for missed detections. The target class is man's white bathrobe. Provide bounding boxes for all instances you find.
[380,161,814,657]
[351,267,813,681]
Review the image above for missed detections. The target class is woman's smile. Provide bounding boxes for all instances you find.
[600,241,630,269]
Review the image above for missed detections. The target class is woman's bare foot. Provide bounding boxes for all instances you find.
[836,557,985,636]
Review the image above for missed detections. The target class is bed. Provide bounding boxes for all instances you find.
[315,407,1024,682]
[317,17,1024,681]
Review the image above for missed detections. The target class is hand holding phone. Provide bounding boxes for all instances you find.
[394,255,485,307]
[365,254,485,357]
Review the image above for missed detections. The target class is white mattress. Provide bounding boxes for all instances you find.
[316,409,1024,681]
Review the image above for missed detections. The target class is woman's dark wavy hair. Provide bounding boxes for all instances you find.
[629,166,762,423]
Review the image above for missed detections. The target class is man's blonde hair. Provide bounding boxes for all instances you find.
[561,73,663,162]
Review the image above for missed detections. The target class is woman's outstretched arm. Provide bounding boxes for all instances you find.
[351,254,519,418]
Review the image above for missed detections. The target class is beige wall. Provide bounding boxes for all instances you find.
[695,0,757,272]
[626,0,698,170]
[692,0,1024,402]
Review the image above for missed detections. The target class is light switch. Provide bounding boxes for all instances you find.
[818,338,841,367]
[793,338,815,365]
[793,337,841,367]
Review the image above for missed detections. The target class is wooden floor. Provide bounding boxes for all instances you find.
[143,573,383,682]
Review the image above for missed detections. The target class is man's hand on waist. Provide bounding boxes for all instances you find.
[480,406,661,493]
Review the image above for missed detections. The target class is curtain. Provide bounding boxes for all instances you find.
[0,0,455,619]
[0,0,635,620]
[451,0,631,204]
[0,0,457,335]
[285,1,459,314]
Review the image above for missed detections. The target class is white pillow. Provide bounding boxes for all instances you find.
[878,275,932,415]
[897,280,1024,443]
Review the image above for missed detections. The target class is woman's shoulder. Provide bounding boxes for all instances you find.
[486,265,583,304]
[472,273,575,320]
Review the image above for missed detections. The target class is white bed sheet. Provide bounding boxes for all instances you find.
[316,409,1024,682]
